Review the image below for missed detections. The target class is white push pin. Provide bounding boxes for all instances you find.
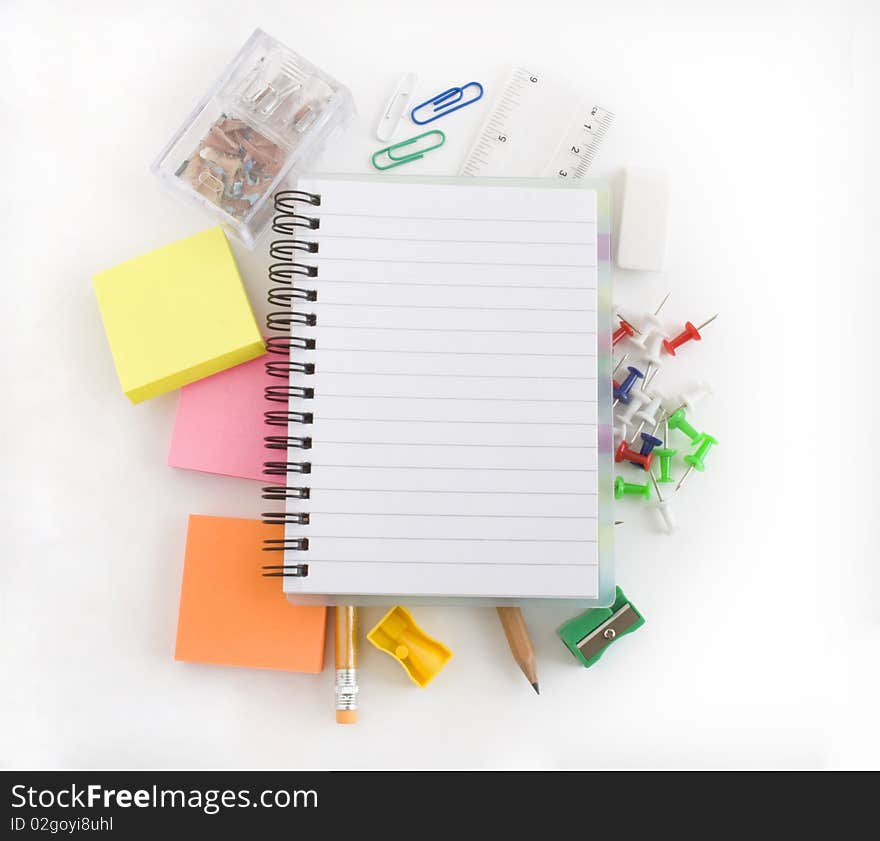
[614,421,629,444]
[625,326,648,353]
[640,293,671,366]
[619,367,658,425]
[613,304,641,334]
[643,334,664,366]
[676,379,714,414]
[618,388,650,425]
[650,473,678,534]
[632,393,664,440]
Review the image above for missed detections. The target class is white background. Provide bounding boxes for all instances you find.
[1,0,875,769]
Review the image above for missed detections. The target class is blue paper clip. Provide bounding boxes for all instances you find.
[371,129,446,171]
[410,82,484,125]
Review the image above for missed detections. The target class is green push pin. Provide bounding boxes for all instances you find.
[654,414,677,483]
[654,447,677,483]
[667,407,703,445]
[614,475,651,501]
[676,434,718,491]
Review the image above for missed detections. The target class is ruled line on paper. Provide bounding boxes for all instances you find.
[317,371,597,380]
[312,257,598,268]
[284,558,599,565]
[314,279,597,290]
[316,349,596,357]
[316,394,594,403]
[312,302,595,313]
[308,487,599,495]
[309,465,598,472]
[313,235,597,247]
[309,512,598,518]
[316,325,596,335]
[311,212,599,225]
[317,418,597,425]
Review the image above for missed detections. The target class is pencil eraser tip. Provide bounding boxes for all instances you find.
[336,710,358,724]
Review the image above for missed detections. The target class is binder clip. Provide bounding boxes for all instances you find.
[556,587,644,668]
[239,58,307,116]
[366,606,453,687]
[410,81,484,124]
[371,130,446,171]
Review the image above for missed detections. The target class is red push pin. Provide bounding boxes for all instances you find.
[615,440,654,471]
[662,314,718,356]
[612,317,640,348]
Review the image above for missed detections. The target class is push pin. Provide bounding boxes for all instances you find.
[676,380,714,413]
[653,415,677,482]
[663,314,718,356]
[650,473,678,534]
[643,331,666,367]
[614,475,651,500]
[653,415,677,483]
[612,318,638,347]
[616,310,647,352]
[676,434,718,491]
[615,440,653,472]
[613,421,629,445]
[632,394,664,440]
[653,446,676,483]
[633,293,670,362]
[612,366,644,407]
[618,388,650,425]
[638,432,663,465]
[639,292,671,334]
[667,407,704,445]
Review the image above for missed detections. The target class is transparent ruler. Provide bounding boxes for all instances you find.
[460,66,614,179]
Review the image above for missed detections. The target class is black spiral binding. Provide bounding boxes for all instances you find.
[261,190,321,580]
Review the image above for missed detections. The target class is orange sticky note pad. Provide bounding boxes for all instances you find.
[175,514,326,673]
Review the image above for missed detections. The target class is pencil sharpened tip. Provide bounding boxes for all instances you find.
[531,682,540,695]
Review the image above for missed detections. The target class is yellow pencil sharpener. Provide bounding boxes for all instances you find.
[366,606,453,688]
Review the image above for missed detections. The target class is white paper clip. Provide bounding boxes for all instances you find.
[377,73,419,141]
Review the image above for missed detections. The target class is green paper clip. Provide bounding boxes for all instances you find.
[371,129,446,171]
[557,587,645,668]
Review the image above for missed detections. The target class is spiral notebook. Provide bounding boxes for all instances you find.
[261,174,613,606]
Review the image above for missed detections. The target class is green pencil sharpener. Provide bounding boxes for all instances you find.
[557,587,645,668]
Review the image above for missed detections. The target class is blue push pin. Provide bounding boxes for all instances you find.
[613,366,644,407]
[637,433,663,470]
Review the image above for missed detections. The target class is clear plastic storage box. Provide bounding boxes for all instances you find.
[152,29,354,248]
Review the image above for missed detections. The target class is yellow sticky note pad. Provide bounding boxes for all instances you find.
[92,227,264,403]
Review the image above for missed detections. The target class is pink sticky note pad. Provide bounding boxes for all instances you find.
[169,349,278,482]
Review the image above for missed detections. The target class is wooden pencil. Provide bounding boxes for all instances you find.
[334,605,358,724]
[496,606,539,694]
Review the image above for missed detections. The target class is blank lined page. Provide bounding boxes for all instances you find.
[283,175,601,600]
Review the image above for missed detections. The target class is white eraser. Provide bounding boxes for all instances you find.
[616,167,670,271]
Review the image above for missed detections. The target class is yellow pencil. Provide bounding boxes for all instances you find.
[334,605,358,724]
